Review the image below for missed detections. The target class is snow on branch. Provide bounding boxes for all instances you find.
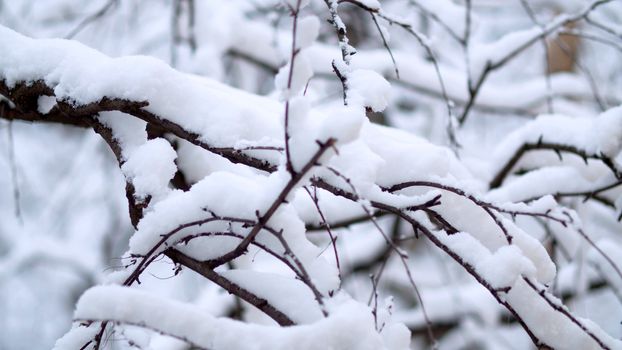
[59,285,403,350]
[2,2,622,349]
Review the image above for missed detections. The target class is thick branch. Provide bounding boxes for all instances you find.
[0,79,277,173]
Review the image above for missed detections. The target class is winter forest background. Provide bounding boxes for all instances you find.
[1,0,622,349]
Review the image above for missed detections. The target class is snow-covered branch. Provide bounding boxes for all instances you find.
[2,1,622,349]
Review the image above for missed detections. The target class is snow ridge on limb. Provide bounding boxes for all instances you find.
[490,106,622,190]
[56,285,408,350]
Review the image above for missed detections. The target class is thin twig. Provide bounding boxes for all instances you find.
[283,0,303,175]
[65,0,117,39]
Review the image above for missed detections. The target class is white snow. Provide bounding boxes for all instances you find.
[296,16,320,50]
[64,285,410,350]
[505,278,622,350]
[0,26,283,150]
[97,111,148,159]
[587,239,622,297]
[347,69,391,112]
[219,270,324,324]
[121,138,177,200]
[37,95,56,114]
[494,106,622,165]
[3,4,622,349]
[275,52,313,100]
[475,245,536,289]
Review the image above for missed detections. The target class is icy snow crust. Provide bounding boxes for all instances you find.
[4,23,622,350]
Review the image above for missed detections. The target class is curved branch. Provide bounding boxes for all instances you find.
[0,79,278,173]
[489,141,621,189]
[165,249,295,326]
